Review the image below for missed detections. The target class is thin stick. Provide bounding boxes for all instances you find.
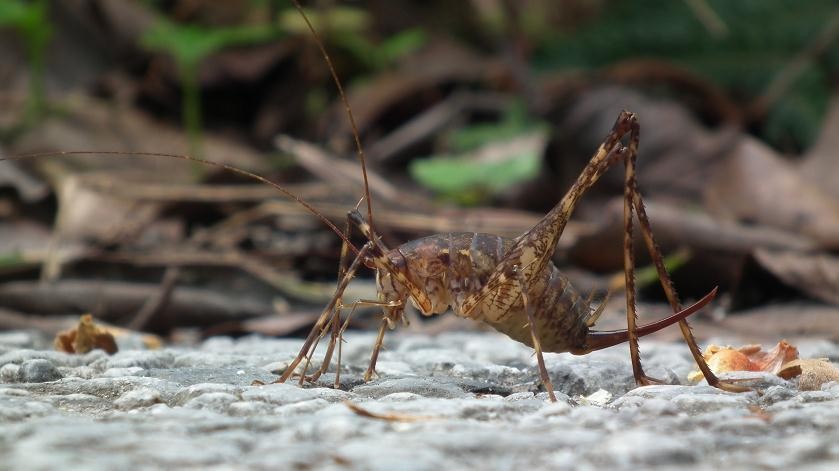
[0,151,359,255]
[344,401,432,422]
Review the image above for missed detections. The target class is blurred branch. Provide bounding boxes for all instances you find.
[683,0,728,38]
[749,8,839,120]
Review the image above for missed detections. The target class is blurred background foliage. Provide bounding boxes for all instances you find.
[1,0,835,149]
[533,0,839,153]
[2,0,839,337]
[1,0,835,197]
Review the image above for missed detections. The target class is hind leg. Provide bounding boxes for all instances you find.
[621,119,747,392]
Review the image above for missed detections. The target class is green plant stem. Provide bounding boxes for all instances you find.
[25,32,46,124]
[179,61,205,175]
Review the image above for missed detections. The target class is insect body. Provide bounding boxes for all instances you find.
[273,1,743,400]
[278,110,733,401]
[381,229,719,373]
[378,232,592,353]
[0,1,741,402]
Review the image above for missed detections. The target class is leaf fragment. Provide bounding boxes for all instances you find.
[688,340,798,383]
[779,359,839,391]
[54,314,118,355]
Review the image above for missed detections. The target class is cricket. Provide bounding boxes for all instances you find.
[0,1,743,402]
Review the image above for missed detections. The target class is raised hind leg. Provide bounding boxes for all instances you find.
[620,118,746,392]
[620,146,663,386]
[460,111,635,320]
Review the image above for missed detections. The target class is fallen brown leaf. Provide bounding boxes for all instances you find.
[54,314,118,355]
[688,340,799,383]
[554,86,737,204]
[747,404,774,422]
[753,249,839,306]
[779,358,839,391]
[800,92,839,201]
[705,136,839,249]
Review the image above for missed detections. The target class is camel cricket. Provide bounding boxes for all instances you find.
[0,1,743,402]
[274,2,742,401]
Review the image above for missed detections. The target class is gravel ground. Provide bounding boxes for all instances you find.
[1,330,838,471]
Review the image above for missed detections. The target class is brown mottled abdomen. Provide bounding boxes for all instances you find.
[392,233,592,353]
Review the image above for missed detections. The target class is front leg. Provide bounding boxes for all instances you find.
[277,243,372,384]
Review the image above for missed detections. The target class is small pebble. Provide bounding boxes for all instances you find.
[0,363,21,382]
[114,387,162,410]
[351,377,466,399]
[19,359,62,383]
[183,392,240,412]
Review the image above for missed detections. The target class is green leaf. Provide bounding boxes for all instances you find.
[141,20,280,68]
[0,252,26,269]
[0,0,31,26]
[447,102,530,151]
[0,0,51,47]
[378,28,427,64]
[277,6,369,36]
[410,102,547,204]
[410,140,542,196]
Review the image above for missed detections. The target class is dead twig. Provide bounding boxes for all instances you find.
[127,266,181,331]
[275,135,426,211]
[748,9,839,120]
[366,91,511,164]
[683,0,729,38]
[0,280,270,327]
[343,401,434,422]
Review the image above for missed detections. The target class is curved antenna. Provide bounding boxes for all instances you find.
[291,0,376,234]
[0,151,359,254]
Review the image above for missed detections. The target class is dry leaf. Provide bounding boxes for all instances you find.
[54,314,118,355]
[705,136,839,249]
[555,86,737,203]
[688,340,798,383]
[800,92,839,201]
[779,359,839,391]
[747,404,773,422]
[753,249,839,306]
[102,325,163,351]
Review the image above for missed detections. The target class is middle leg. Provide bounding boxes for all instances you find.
[511,266,558,402]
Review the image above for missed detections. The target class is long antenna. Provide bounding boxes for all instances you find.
[0,151,360,254]
[291,0,376,234]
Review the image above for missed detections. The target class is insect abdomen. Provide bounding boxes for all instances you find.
[395,233,591,352]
